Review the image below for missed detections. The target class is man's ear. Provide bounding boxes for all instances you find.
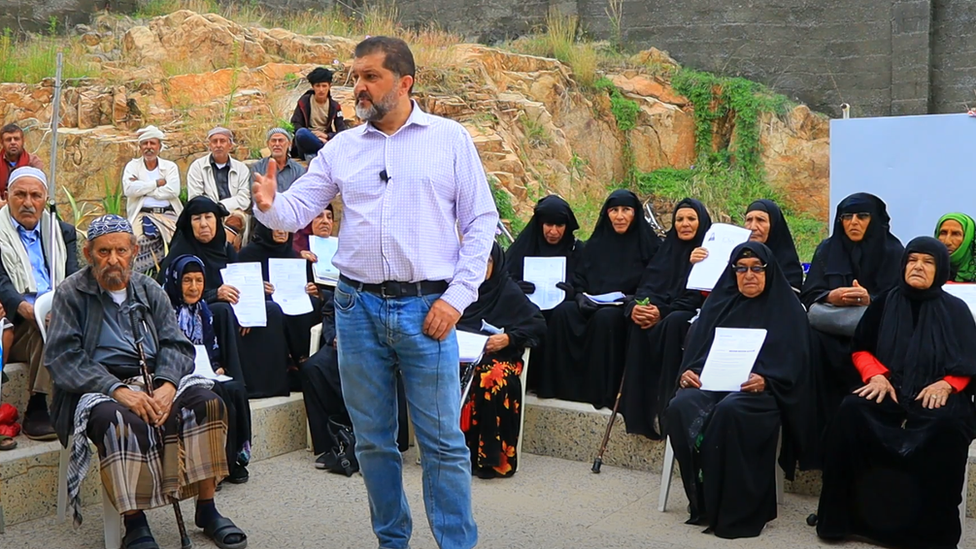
[82,244,92,264]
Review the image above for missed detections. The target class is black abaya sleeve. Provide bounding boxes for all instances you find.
[800,240,831,309]
[505,305,547,350]
[850,291,889,356]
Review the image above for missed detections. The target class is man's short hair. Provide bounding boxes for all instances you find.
[0,123,24,139]
[307,67,333,84]
[354,36,416,91]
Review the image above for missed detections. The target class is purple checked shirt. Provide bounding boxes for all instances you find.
[254,102,499,313]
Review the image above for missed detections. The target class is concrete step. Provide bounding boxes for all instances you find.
[520,395,976,518]
[1,363,31,418]
[0,392,306,529]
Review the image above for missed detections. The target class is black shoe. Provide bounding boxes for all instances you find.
[222,465,249,485]
[23,406,57,441]
[315,451,338,470]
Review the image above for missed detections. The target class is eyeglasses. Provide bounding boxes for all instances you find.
[840,212,871,221]
[732,264,767,274]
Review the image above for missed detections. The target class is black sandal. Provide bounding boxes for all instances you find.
[0,435,17,451]
[203,516,248,549]
[122,525,160,549]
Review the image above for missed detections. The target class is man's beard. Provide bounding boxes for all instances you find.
[355,88,399,122]
[94,263,130,290]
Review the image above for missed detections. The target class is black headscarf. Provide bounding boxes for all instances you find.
[872,237,976,401]
[574,189,661,295]
[827,193,903,292]
[237,222,297,279]
[158,196,232,289]
[635,198,712,308]
[458,243,547,353]
[678,241,816,474]
[745,199,803,290]
[506,195,581,281]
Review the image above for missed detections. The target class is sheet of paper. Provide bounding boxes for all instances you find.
[523,256,566,311]
[686,223,753,291]
[193,345,232,382]
[220,263,267,328]
[269,258,314,316]
[309,236,340,286]
[456,330,489,363]
[584,291,626,305]
[480,320,504,335]
[944,284,976,319]
[699,327,767,392]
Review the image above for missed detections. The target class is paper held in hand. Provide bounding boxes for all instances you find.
[220,262,267,328]
[193,345,232,382]
[698,327,767,392]
[943,284,976,319]
[523,256,566,310]
[309,236,340,286]
[686,223,753,292]
[456,330,489,363]
[583,291,626,305]
[269,258,314,316]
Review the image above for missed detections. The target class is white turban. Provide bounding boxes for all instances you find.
[136,125,165,143]
[8,167,47,188]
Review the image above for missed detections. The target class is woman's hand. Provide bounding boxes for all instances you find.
[678,370,701,390]
[826,280,870,307]
[215,367,225,376]
[630,304,660,329]
[263,281,275,295]
[485,334,510,353]
[240,327,251,337]
[300,250,318,263]
[689,247,708,264]
[305,282,320,298]
[740,373,766,393]
[916,380,952,409]
[217,284,240,304]
[854,374,898,403]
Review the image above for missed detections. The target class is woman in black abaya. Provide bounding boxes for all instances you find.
[666,241,816,539]
[160,197,290,399]
[619,198,711,439]
[459,243,546,478]
[505,195,584,392]
[534,189,660,408]
[238,222,320,383]
[743,199,803,290]
[817,237,976,549]
[801,193,904,427]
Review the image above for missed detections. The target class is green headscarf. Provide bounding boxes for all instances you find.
[935,213,976,282]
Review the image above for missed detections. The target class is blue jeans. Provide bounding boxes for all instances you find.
[334,281,477,549]
[294,127,324,156]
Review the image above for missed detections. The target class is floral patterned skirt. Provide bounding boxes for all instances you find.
[460,356,523,478]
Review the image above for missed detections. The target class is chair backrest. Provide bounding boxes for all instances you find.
[34,290,55,343]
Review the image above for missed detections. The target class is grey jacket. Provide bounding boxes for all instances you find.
[44,267,195,446]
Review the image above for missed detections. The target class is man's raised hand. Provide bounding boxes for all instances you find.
[253,158,278,212]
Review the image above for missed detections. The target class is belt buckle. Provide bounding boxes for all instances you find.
[380,282,397,298]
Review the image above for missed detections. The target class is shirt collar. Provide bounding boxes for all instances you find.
[363,100,432,135]
[11,217,40,237]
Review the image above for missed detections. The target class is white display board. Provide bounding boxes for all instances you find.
[830,113,976,243]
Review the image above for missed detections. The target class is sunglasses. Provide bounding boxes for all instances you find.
[840,212,871,221]
[732,264,767,274]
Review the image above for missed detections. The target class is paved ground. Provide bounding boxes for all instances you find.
[4,449,971,549]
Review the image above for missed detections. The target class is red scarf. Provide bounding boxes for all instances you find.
[0,150,32,199]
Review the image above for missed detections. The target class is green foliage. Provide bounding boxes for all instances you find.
[179,185,188,205]
[135,0,219,18]
[100,178,125,216]
[508,9,598,88]
[277,119,295,133]
[489,176,524,245]
[0,28,94,84]
[62,186,97,239]
[636,162,825,261]
[520,115,551,147]
[594,77,639,131]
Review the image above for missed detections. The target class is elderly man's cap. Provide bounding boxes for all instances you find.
[207,127,234,141]
[267,127,293,140]
[307,67,333,84]
[7,167,47,187]
[87,214,133,241]
[136,125,165,143]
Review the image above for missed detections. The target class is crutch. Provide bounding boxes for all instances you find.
[592,368,627,473]
[129,305,192,549]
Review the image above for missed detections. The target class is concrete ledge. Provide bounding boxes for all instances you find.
[0,392,307,528]
[1,363,31,417]
[521,395,976,518]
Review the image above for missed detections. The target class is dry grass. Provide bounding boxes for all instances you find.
[0,29,97,84]
[506,8,599,87]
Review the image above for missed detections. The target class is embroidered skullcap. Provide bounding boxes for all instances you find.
[87,214,133,241]
[7,167,47,187]
[266,127,293,140]
[136,125,165,143]
[207,127,234,142]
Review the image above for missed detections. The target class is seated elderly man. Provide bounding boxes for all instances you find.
[187,127,251,245]
[45,215,247,549]
[123,125,183,275]
[250,128,306,194]
[0,167,78,441]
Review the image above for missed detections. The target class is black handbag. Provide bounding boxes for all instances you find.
[325,417,359,477]
[807,302,866,337]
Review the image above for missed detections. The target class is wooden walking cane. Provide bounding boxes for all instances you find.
[129,305,192,549]
[592,368,627,473]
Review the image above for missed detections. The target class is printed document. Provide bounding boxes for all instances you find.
[523,256,566,310]
[686,223,753,291]
[220,263,267,327]
[310,236,340,286]
[457,330,489,363]
[699,327,767,392]
[269,258,314,316]
[193,345,232,382]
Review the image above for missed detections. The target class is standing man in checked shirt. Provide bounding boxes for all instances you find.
[253,36,497,549]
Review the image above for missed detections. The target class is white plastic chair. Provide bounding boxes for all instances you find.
[306,323,322,451]
[658,429,784,512]
[515,348,530,473]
